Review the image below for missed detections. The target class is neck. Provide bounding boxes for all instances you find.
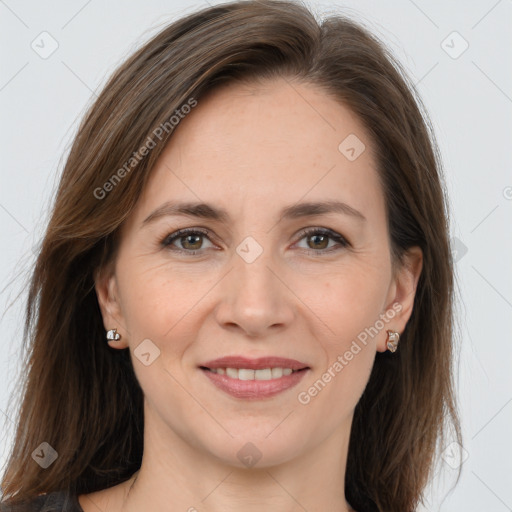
[114,401,355,512]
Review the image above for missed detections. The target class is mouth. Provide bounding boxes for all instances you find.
[199,366,308,380]
[198,356,310,399]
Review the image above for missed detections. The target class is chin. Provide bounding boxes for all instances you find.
[201,430,307,470]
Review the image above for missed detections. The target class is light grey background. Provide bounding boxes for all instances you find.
[1,1,511,510]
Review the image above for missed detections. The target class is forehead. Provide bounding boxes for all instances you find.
[136,78,384,224]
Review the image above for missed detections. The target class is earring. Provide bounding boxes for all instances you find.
[386,330,400,352]
[106,328,121,342]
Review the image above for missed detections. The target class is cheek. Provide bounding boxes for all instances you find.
[117,256,206,337]
[293,261,390,340]
[115,258,224,386]
[116,263,202,407]
[295,272,382,416]
[318,266,389,400]
[291,263,388,400]
[300,347,375,425]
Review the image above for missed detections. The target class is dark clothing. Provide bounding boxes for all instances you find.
[0,491,83,512]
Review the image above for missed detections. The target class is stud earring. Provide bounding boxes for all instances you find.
[106,328,121,342]
[386,330,400,352]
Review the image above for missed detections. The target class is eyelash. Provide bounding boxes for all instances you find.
[160,227,350,256]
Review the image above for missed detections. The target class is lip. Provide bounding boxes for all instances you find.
[200,366,310,399]
[200,356,309,371]
[199,355,311,400]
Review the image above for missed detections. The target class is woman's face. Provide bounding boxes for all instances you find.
[96,77,421,468]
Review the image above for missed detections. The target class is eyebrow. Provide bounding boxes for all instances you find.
[141,199,367,227]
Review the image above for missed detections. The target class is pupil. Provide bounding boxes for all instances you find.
[184,234,201,249]
[309,234,328,249]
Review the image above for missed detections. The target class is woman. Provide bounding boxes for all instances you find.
[0,0,462,511]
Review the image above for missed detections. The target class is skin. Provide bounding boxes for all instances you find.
[81,77,422,512]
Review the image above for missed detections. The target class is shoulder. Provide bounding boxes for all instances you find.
[0,490,83,512]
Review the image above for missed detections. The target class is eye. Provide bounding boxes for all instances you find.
[294,227,350,255]
[160,226,350,257]
[161,228,215,255]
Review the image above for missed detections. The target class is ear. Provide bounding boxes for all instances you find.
[94,264,129,349]
[377,246,423,352]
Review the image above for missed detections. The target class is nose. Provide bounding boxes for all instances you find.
[214,245,295,337]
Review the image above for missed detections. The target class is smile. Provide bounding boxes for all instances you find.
[200,366,309,399]
[203,367,303,380]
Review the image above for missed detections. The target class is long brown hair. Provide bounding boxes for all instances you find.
[0,1,462,510]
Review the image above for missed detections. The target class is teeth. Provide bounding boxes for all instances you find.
[209,367,297,380]
[255,368,272,380]
[238,369,255,380]
[226,367,238,379]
